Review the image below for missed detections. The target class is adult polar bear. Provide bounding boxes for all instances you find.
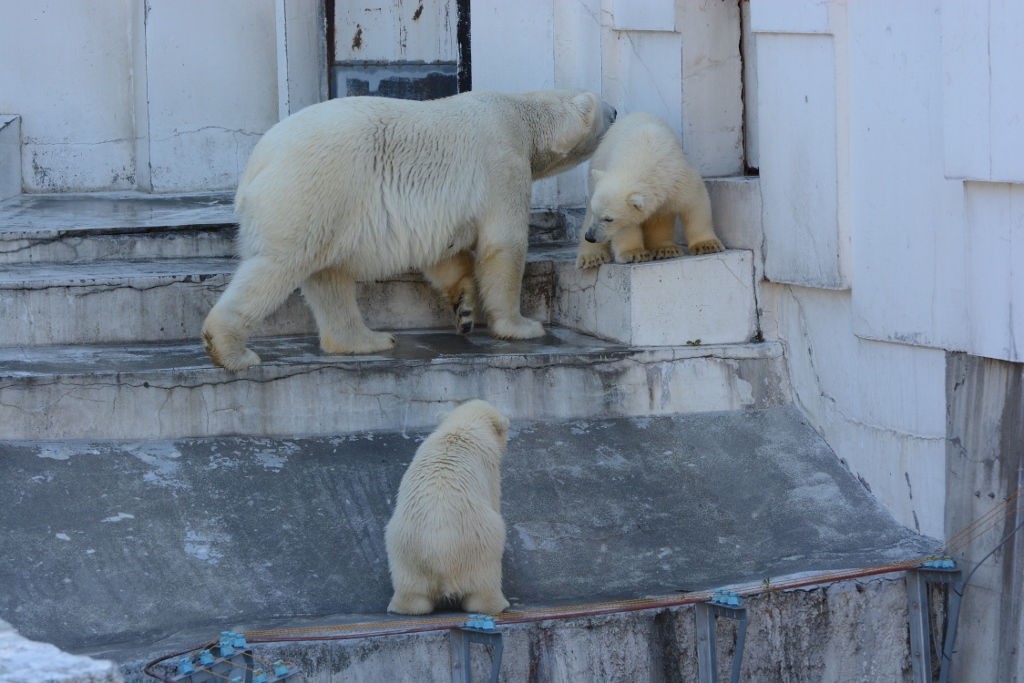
[203,89,616,371]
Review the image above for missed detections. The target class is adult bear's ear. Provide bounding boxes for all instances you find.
[590,169,605,183]
[628,193,646,211]
[548,92,598,155]
[435,411,450,425]
[572,91,597,125]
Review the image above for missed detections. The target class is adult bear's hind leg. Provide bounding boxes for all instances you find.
[301,266,396,354]
[203,256,304,371]
[475,241,544,340]
[422,250,478,334]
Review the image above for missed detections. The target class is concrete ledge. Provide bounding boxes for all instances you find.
[133,576,914,683]
[554,250,758,346]
[0,328,790,440]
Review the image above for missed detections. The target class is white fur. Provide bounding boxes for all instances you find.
[202,89,616,370]
[576,112,724,269]
[385,400,511,615]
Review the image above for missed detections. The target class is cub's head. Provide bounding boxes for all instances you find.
[526,89,617,180]
[583,171,651,244]
[436,399,511,451]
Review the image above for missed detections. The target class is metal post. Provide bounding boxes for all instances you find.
[906,570,932,683]
[695,593,748,683]
[450,625,503,683]
[906,563,963,683]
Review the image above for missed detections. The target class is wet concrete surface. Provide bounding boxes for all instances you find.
[0,406,935,660]
[0,192,237,234]
[0,326,635,377]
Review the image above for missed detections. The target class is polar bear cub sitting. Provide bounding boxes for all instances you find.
[576,111,724,268]
[385,399,511,616]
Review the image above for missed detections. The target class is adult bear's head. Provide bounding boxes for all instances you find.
[523,89,617,180]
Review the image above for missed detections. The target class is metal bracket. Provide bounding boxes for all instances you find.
[907,563,963,683]
[696,592,748,683]
[450,617,503,683]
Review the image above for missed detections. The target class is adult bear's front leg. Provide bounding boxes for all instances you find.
[475,239,544,340]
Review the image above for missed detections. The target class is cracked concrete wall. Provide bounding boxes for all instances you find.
[0,0,280,194]
[0,1,137,193]
[759,283,947,539]
[945,353,1024,682]
[144,0,279,192]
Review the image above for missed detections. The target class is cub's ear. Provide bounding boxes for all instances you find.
[590,169,605,183]
[435,411,450,425]
[493,413,511,435]
[628,193,646,211]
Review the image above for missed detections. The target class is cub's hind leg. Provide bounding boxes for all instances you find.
[423,250,478,334]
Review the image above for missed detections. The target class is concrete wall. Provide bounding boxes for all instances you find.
[945,353,1024,682]
[0,0,322,193]
[748,0,1024,543]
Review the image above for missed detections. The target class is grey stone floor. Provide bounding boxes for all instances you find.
[0,406,935,663]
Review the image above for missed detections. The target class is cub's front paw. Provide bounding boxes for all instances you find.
[651,245,684,260]
[616,249,652,264]
[576,250,611,269]
[689,239,725,255]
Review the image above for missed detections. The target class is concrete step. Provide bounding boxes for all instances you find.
[0,327,790,440]
[0,191,581,265]
[0,406,935,663]
[0,246,758,348]
[0,191,238,264]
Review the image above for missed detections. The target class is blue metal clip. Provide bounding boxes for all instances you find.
[218,631,236,657]
[465,614,496,631]
[198,649,215,665]
[922,557,955,569]
[252,670,268,683]
[273,661,290,676]
[178,658,196,675]
[711,589,743,607]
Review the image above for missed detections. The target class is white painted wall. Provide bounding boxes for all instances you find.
[144,0,279,193]
[0,0,137,192]
[0,0,317,194]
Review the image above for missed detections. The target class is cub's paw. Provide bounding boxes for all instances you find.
[462,592,510,615]
[321,330,397,355]
[689,239,725,255]
[576,250,611,269]
[388,593,434,616]
[616,249,652,264]
[490,315,545,340]
[651,245,685,260]
[453,292,476,335]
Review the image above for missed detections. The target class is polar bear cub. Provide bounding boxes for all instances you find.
[202,89,616,371]
[385,400,511,615]
[576,111,724,269]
